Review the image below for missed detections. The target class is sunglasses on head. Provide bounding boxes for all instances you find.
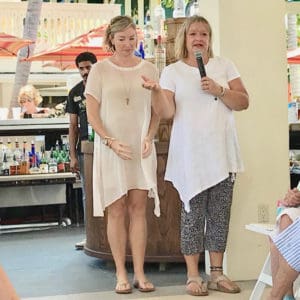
[20,97,32,104]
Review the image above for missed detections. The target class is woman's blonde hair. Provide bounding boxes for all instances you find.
[175,15,214,60]
[104,15,137,52]
[18,84,42,106]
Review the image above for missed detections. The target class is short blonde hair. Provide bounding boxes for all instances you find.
[18,84,42,106]
[104,15,137,52]
[175,16,214,60]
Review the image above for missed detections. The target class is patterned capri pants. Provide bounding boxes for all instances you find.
[181,175,235,255]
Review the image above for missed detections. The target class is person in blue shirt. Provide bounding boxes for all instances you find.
[268,188,300,300]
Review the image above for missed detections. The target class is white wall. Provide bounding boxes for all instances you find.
[219,0,288,280]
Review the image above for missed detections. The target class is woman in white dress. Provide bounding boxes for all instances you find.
[85,16,160,294]
[150,16,249,296]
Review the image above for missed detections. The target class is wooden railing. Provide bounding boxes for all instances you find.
[0,2,120,50]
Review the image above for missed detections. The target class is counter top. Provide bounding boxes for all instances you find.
[0,117,69,128]
[0,172,76,187]
[0,117,69,136]
[290,122,300,131]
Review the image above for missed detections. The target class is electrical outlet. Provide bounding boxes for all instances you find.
[258,204,269,223]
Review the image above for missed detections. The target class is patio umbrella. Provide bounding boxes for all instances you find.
[288,48,300,64]
[24,24,144,67]
[42,61,77,71]
[23,25,112,65]
[0,32,34,57]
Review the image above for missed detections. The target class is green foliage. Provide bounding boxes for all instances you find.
[162,0,174,8]
[161,0,189,9]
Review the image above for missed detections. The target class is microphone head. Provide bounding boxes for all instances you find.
[194,51,202,59]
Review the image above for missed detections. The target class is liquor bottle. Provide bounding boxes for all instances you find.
[0,138,4,170]
[22,139,27,159]
[143,11,155,58]
[20,139,29,175]
[9,154,19,176]
[1,153,9,176]
[14,139,22,164]
[153,0,166,38]
[189,0,200,16]
[5,138,13,166]
[56,152,65,173]
[29,140,41,174]
[64,153,71,173]
[39,147,49,174]
[88,124,94,142]
[155,35,166,76]
[138,41,145,59]
[54,140,60,158]
[48,151,58,173]
[173,0,186,18]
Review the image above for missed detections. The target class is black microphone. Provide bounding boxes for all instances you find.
[195,51,206,78]
[195,51,217,100]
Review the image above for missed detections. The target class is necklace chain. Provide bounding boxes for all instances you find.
[119,70,131,106]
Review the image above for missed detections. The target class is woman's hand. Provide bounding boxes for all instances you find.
[109,139,133,160]
[282,188,300,207]
[141,75,161,92]
[142,136,152,158]
[201,76,222,97]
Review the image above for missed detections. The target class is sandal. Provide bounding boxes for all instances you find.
[115,281,132,294]
[186,276,208,296]
[133,279,155,292]
[208,274,240,294]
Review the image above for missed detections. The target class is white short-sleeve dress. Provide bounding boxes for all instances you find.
[160,57,244,213]
[85,59,160,217]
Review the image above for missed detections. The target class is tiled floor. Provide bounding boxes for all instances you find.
[23,282,269,300]
[1,226,271,300]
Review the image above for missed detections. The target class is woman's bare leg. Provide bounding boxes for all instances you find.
[127,189,154,290]
[107,196,129,290]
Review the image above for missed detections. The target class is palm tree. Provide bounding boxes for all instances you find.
[9,0,42,111]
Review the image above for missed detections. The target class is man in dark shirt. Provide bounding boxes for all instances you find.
[65,51,97,250]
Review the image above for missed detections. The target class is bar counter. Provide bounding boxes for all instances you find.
[82,141,184,262]
[0,172,76,207]
[0,117,69,136]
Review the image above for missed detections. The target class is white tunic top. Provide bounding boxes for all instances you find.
[160,57,244,212]
[85,59,160,217]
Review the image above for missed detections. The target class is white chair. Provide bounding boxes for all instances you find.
[245,223,275,300]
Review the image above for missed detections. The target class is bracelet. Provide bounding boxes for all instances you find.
[102,136,116,147]
[219,86,226,98]
[107,138,115,148]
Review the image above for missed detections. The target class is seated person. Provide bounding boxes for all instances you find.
[0,265,20,300]
[268,188,300,300]
[18,84,50,118]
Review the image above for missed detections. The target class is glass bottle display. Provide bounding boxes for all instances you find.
[155,35,166,75]
[143,11,155,58]
[173,0,186,18]
[153,0,166,38]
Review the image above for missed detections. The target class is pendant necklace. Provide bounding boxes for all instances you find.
[119,69,131,106]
